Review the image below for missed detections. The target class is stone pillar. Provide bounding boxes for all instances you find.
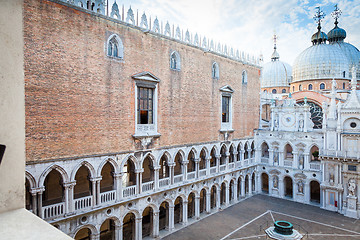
[96,178,101,206]
[169,165,174,185]
[63,183,71,214]
[233,152,238,165]
[279,151,284,167]
[304,153,310,170]
[68,182,75,213]
[90,178,97,207]
[183,201,188,224]
[183,161,188,182]
[135,217,142,240]
[206,157,211,175]
[37,188,44,218]
[154,167,159,191]
[113,173,123,201]
[293,151,298,169]
[225,153,230,170]
[321,188,326,208]
[195,196,200,219]
[169,206,175,231]
[241,177,245,197]
[216,188,221,209]
[215,155,220,172]
[279,178,284,198]
[240,150,244,163]
[233,181,238,203]
[153,211,160,238]
[255,148,261,164]
[304,181,310,203]
[269,149,274,166]
[225,184,229,206]
[206,192,211,213]
[136,170,142,194]
[194,158,200,179]
[115,223,122,240]
[248,175,252,195]
[292,179,297,200]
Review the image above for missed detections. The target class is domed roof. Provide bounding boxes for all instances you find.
[292,44,349,82]
[328,26,346,42]
[311,31,328,45]
[261,60,292,88]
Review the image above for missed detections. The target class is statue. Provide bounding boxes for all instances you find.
[297,180,304,193]
[348,179,356,197]
[273,176,279,189]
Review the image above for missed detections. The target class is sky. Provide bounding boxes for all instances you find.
[106,0,360,65]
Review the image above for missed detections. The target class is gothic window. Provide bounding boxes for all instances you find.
[170,51,181,70]
[107,34,124,59]
[212,62,219,79]
[320,83,325,90]
[292,86,295,92]
[242,70,247,84]
[299,84,302,91]
[343,71,346,78]
[272,89,277,94]
[222,96,230,123]
[282,89,286,93]
[137,87,153,124]
[308,84,313,90]
[298,101,323,129]
[343,82,346,89]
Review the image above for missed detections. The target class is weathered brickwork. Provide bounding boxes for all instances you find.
[24,0,260,162]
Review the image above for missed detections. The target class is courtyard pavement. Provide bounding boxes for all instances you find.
[162,194,360,240]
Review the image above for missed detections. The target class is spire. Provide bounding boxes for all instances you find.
[329,78,337,119]
[311,7,327,45]
[328,5,346,43]
[271,34,280,61]
[331,4,342,27]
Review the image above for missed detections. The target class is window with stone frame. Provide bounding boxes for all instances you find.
[137,87,154,124]
[107,34,124,59]
[170,51,181,70]
[220,85,234,131]
[222,96,230,123]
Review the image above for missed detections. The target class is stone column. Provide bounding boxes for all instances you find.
[233,151,238,165]
[225,184,229,206]
[135,217,142,240]
[248,175,252,195]
[241,177,245,197]
[304,181,310,203]
[37,187,45,218]
[194,158,200,179]
[153,210,160,238]
[293,180,297,200]
[240,150,244,163]
[154,167,159,191]
[225,153,230,170]
[183,161,188,182]
[216,188,221,209]
[233,181,238,203]
[169,165,174,185]
[113,173,123,201]
[63,183,71,214]
[293,151,298,169]
[169,206,175,231]
[206,192,211,213]
[183,201,188,224]
[68,182,75,213]
[321,187,326,208]
[115,223,122,240]
[279,178,284,198]
[195,196,200,219]
[269,149,274,166]
[96,178,102,206]
[255,148,261,164]
[206,157,211,175]
[304,153,310,170]
[30,190,38,216]
[135,170,142,194]
[89,178,97,207]
[279,151,284,167]
[215,155,220,172]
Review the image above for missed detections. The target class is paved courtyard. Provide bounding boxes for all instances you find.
[162,195,360,240]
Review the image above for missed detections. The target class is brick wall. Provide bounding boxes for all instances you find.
[24,0,260,162]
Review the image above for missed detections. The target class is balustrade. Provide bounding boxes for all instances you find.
[219,165,226,171]
[210,166,217,174]
[159,178,170,188]
[284,160,293,167]
[228,162,235,169]
[43,202,65,219]
[244,159,249,166]
[187,172,196,180]
[74,196,92,211]
[100,190,116,204]
[199,169,207,177]
[174,175,183,184]
[261,158,268,164]
[310,162,321,171]
[123,185,136,198]
[142,181,154,192]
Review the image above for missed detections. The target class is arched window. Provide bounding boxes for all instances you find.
[170,51,181,70]
[282,89,286,93]
[299,84,302,91]
[343,82,346,89]
[272,89,277,94]
[292,86,295,92]
[242,70,247,84]
[212,62,219,79]
[308,84,313,90]
[107,34,123,59]
[343,71,346,78]
[320,83,325,90]
[264,90,268,93]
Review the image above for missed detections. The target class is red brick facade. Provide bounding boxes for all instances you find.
[24,0,260,162]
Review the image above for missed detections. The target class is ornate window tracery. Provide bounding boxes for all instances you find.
[298,101,323,129]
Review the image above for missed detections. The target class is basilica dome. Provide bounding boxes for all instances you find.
[261,44,292,88]
[292,39,349,82]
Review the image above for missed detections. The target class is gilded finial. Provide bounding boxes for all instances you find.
[331,4,342,27]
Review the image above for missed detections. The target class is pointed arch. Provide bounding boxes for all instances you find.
[71,161,95,182]
[141,153,156,168]
[142,203,159,214]
[157,151,172,166]
[120,155,138,171]
[73,224,98,239]
[39,164,69,187]
[26,171,36,189]
[97,157,119,177]
[106,33,124,59]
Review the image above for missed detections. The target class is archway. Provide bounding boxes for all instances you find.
[159,154,170,187]
[229,180,234,202]
[74,227,91,240]
[159,201,169,231]
[261,173,269,193]
[43,169,64,206]
[100,162,115,194]
[220,182,226,206]
[25,178,33,211]
[210,185,217,209]
[244,143,249,159]
[187,150,196,174]
[284,144,293,160]
[310,181,320,203]
[210,147,217,167]
[174,152,183,183]
[251,173,255,192]
[245,175,249,194]
[188,192,195,219]
[229,145,235,163]
[123,212,136,240]
[174,197,183,225]
[284,176,293,198]
[220,145,227,166]
[142,206,154,238]
[199,149,207,170]
[237,143,242,161]
[237,177,241,199]
[200,189,206,213]
[123,159,136,187]
[310,146,320,162]
[261,142,269,158]
[142,156,154,192]
[74,165,92,200]
[100,219,115,240]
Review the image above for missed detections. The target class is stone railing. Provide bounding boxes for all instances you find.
[74,196,92,211]
[123,185,136,198]
[100,190,116,204]
[199,169,207,177]
[310,162,321,171]
[322,150,360,159]
[159,178,170,188]
[210,166,217,174]
[142,181,154,192]
[43,202,65,219]
[187,172,196,180]
[284,160,293,167]
[174,175,183,184]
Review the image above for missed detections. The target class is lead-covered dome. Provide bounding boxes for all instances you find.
[261,42,292,88]
[292,43,349,82]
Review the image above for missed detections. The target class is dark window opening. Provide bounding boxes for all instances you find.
[138,87,154,124]
[282,89,286,93]
[272,89,277,94]
[222,96,230,123]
